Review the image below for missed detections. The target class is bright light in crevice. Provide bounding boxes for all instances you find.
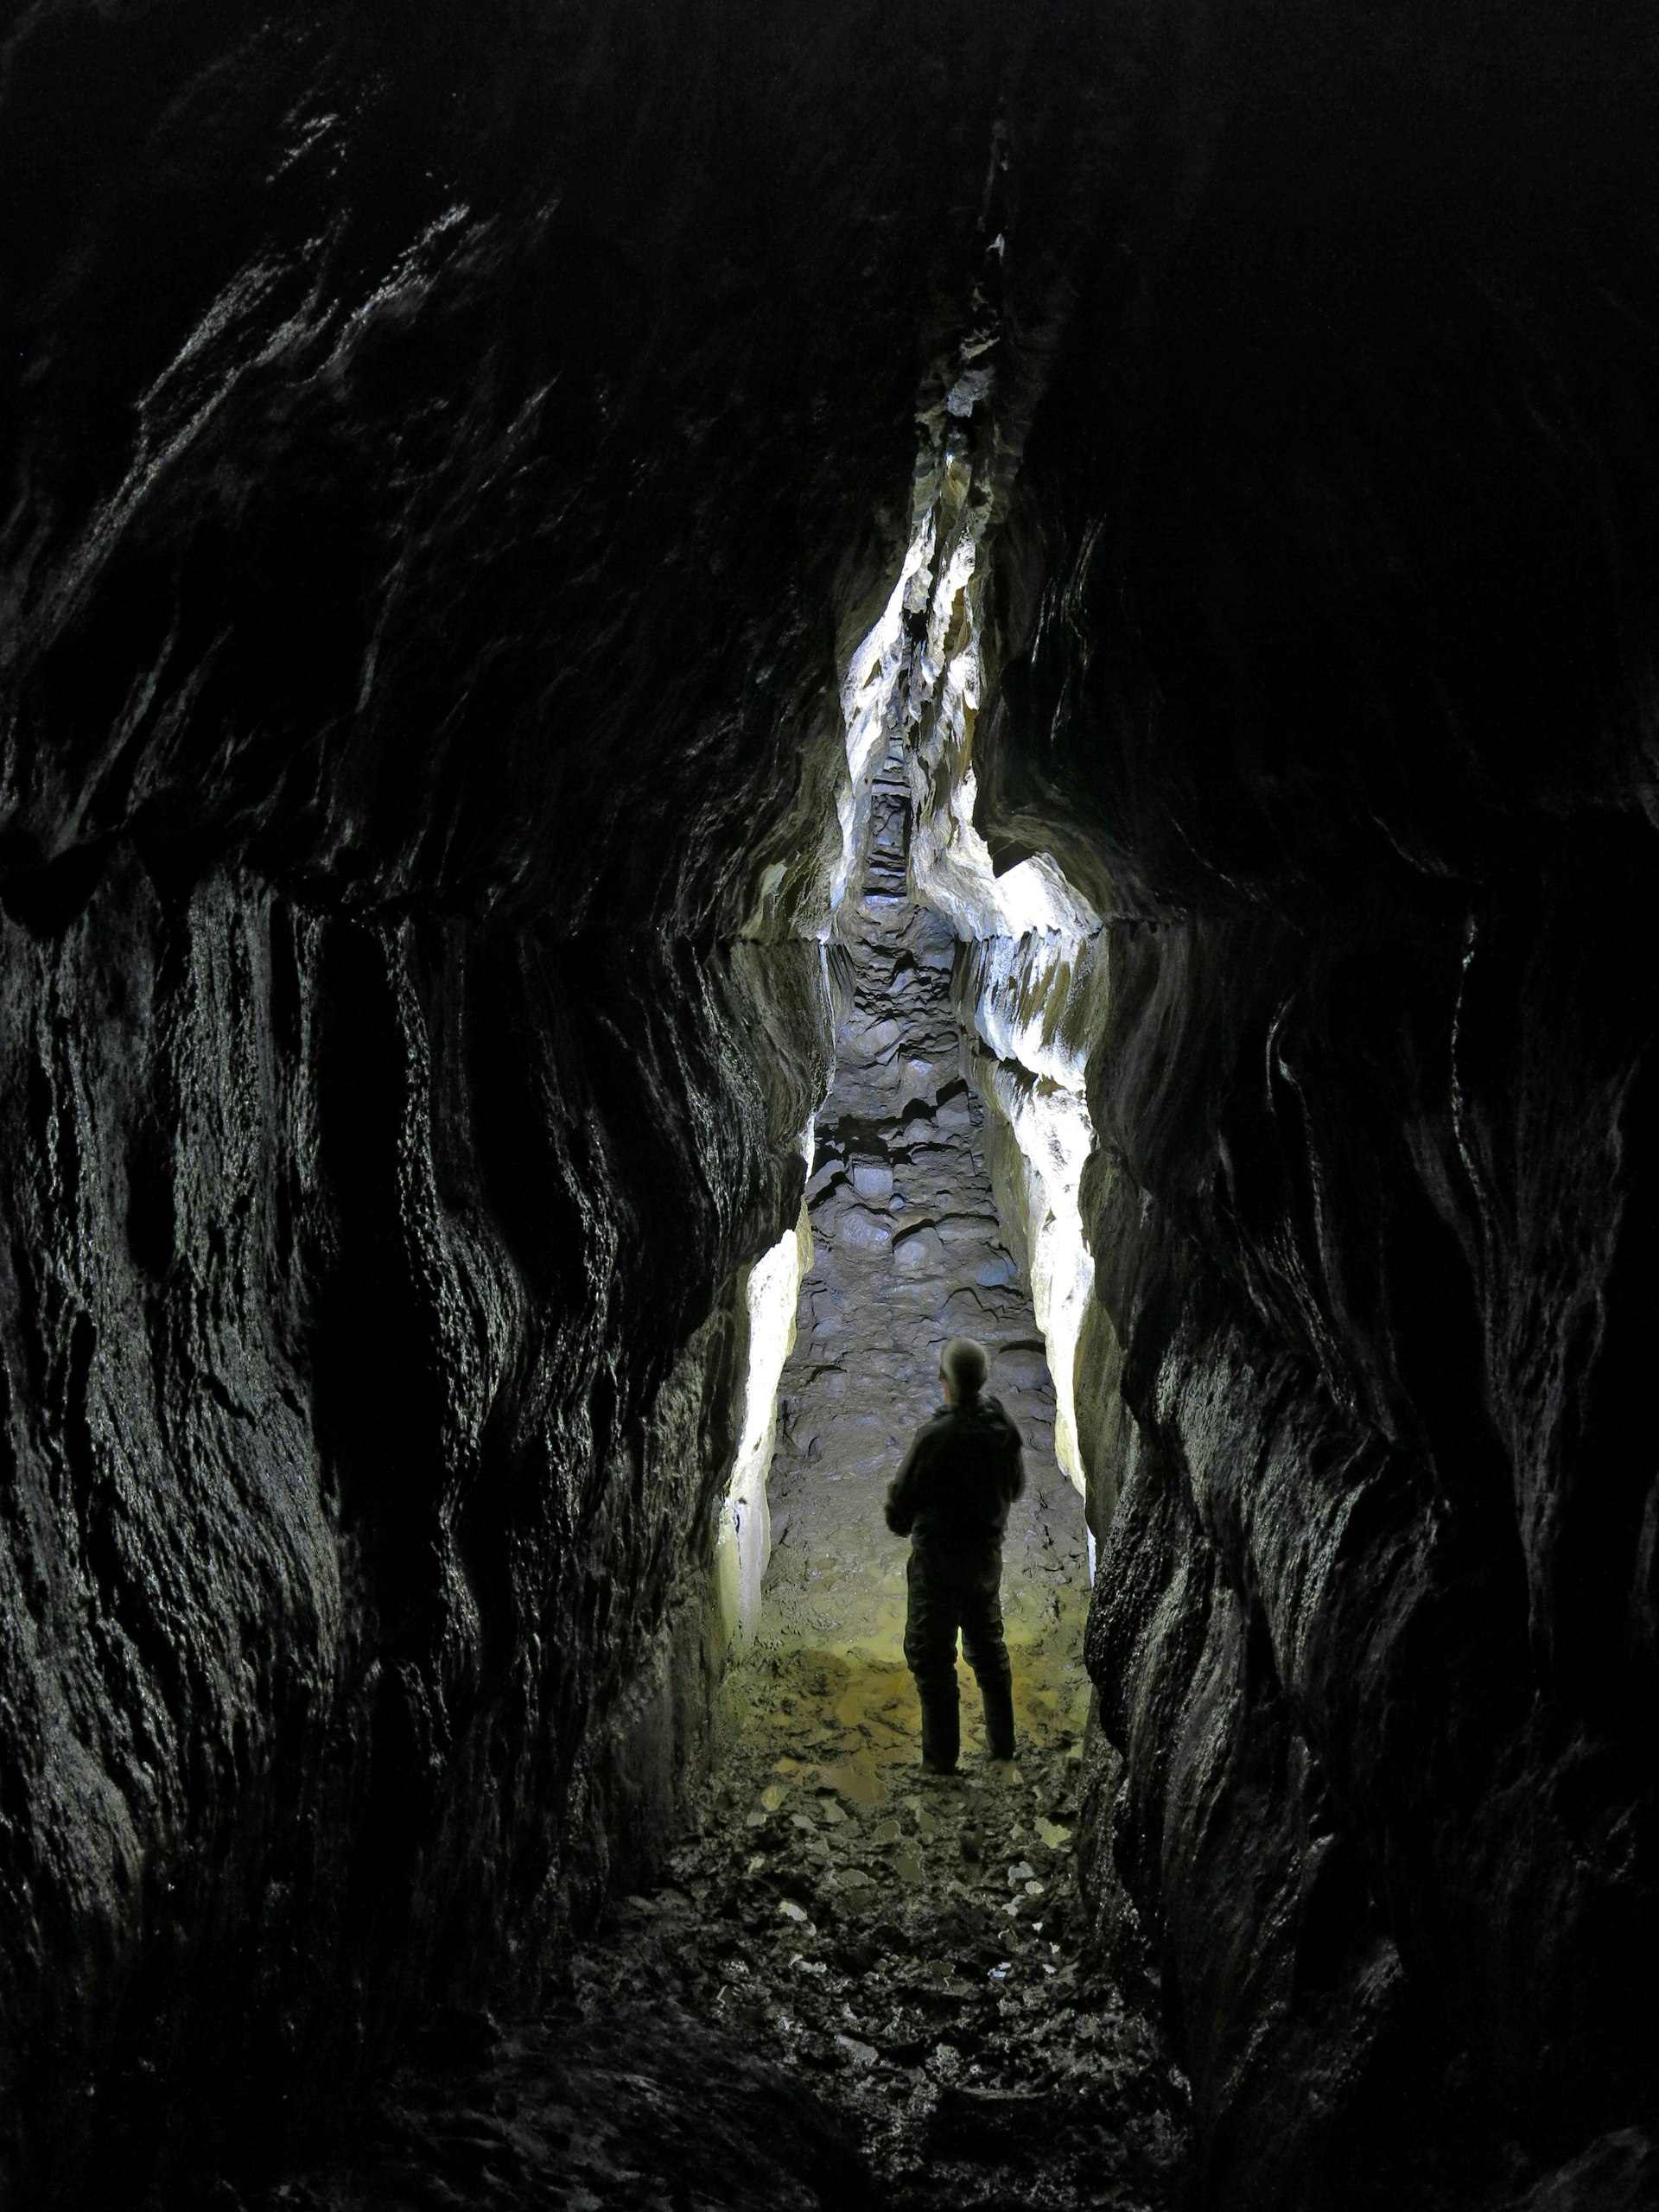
[897,428,1104,1533]
[967,994,1097,1500]
[715,1196,814,1645]
[827,522,934,920]
[727,372,1106,1627]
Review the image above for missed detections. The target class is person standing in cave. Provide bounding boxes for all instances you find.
[885,1336,1024,1775]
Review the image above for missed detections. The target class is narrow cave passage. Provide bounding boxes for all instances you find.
[765,734,1088,1681]
[251,747,1179,2212]
[537,747,1185,2209]
[247,731,1183,2212]
[9,9,1659,2209]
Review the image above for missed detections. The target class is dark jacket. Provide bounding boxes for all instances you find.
[885,1395,1025,1554]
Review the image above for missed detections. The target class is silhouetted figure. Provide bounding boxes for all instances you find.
[885,1336,1024,1773]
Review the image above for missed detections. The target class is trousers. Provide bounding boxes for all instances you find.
[903,1543,1015,1770]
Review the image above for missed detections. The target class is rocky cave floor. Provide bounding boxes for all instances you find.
[251,773,1186,2211]
[574,1640,1189,2212]
[257,1640,1186,2212]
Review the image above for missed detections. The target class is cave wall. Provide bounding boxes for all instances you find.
[1,0,1112,934]
[0,855,832,2197]
[969,0,1659,2202]
[0,6,1122,2196]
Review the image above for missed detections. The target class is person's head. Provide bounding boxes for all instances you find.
[938,1336,988,1406]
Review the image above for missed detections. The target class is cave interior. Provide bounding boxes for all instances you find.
[3,3,1659,2208]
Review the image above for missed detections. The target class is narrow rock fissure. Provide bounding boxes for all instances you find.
[673,747,1179,2206]
[251,744,1185,2211]
[762,734,1081,1679]
[539,746,1185,2209]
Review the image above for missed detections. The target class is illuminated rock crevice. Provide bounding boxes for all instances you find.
[760,735,1088,1675]
[887,370,1109,1528]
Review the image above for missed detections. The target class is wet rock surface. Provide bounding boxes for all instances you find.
[960,6,1659,2202]
[766,742,1085,1658]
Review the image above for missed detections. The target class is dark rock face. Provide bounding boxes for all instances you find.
[254,2005,881,2212]
[965,2,1659,2202]
[0,853,831,2196]
[0,4,1120,2200]
[2,0,1103,936]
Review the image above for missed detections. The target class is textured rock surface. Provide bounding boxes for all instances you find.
[959,3,1659,2204]
[0,3,1120,2199]
[233,722,1173,2212]
[565,1643,1184,2212]
[255,1644,1185,2212]
[2,0,1109,936]
[0,866,832,2198]
[765,740,1084,1662]
[579,1645,1185,2212]
[254,2005,880,2212]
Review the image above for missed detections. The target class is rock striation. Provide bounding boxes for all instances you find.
[0,867,832,2198]
[766,738,1075,1626]
[957,3,1659,2203]
[0,5,1118,2198]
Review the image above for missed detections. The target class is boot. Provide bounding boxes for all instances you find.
[918,1681,960,1773]
[980,1675,1015,1762]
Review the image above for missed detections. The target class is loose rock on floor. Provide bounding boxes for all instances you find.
[250,741,1186,2212]
[563,1640,1188,2212]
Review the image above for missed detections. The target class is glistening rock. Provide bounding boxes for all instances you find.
[0,862,832,2195]
[968,3,1659,2201]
